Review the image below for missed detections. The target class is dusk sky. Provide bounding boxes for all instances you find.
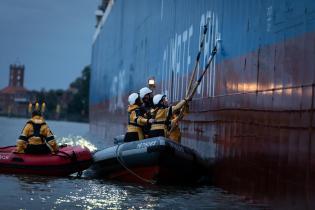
[0,0,98,90]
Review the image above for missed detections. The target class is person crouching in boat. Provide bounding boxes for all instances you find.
[148,94,187,140]
[124,93,155,142]
[16,110,58,154]
[168,103,190,143]
[168,109,181,143]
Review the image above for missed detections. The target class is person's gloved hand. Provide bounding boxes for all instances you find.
[48,140,59,153]
[171,120,179,127]
[15,140,27,153]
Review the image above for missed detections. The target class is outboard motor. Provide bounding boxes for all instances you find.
[114,135,125,145]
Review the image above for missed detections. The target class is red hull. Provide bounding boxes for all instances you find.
[0,145,93,176]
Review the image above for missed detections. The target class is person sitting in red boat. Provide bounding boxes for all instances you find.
[16,110,58,154]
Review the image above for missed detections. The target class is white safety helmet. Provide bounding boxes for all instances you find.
[139,87,153,99]
[128,93,139,105]
[153,94,166,105]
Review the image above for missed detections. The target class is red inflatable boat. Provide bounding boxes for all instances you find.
[0,145,93,176]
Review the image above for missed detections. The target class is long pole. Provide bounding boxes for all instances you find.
[166,21,209,138]
[186,45,217,100]
[186,20,209,97]
[167,44,218,137]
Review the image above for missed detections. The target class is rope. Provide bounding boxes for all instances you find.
[53,149,82,177]
[52,150,73,160]
[115,143,156,184]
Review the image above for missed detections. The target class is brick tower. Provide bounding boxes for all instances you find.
[0,63,30,117]
[9,64,25,88]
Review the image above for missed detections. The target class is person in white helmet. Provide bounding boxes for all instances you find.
[124,93,155,142]
[148,94,188,139]
[139,87,154,137]
[139,87,153,109]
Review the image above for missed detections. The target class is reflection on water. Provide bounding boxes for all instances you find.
[54,181,129,210]
[0,173,268,210]
[11,174,264,209]
[10,174,266,210]
[0,117,268,209]
[57,135,98,152]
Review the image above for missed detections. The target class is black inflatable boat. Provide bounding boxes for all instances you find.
[92,137,208,184]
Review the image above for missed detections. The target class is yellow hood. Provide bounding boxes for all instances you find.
[30,115,45,124]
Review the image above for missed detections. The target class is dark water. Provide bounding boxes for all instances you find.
[0,117,268,210]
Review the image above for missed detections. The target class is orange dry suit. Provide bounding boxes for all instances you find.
[149,100,186,139]
[124,104,150,142]
[168,115,181,144]
[141,101,154,137]
[16,116,58,154]
[168,104,189,143]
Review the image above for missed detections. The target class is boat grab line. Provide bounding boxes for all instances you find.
[115,144,156,184]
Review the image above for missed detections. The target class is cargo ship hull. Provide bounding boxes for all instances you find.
[90,0,315,208]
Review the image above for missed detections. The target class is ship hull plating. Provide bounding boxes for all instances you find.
[90,0,315,209]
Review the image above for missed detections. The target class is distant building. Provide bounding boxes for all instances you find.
[0,64,32,117]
